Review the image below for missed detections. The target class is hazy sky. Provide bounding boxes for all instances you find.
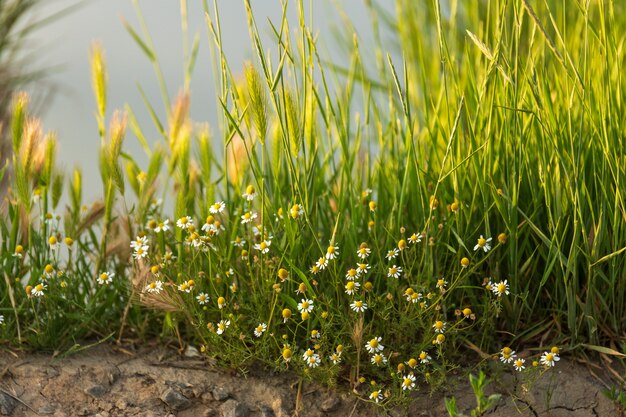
[24,0,393,202]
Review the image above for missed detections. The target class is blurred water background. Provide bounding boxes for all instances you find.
[23,0,394,202]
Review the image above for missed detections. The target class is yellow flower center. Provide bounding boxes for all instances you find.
[44,264,54,274]
[434,321,444,330]
[545,353,554,362]
[369,339,378,348]
[498,283,506,293]
[407,358,417,368]
[346,282,355,291]
[354,301,363,308]
[419,352,427,360]
[301,301,309,310]
[259,242,268,250]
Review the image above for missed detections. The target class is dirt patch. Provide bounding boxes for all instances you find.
[0,345,621,417]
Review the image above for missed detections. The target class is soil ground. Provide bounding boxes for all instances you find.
[0,343,623,417]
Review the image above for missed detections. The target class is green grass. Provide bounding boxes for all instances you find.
[1,0,625,408]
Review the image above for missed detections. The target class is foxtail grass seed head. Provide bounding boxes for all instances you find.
[90,42,107,130]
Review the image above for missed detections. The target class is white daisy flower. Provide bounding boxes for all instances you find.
[209,201,226,213]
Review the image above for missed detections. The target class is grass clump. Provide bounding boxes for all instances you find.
[1,0,626,409]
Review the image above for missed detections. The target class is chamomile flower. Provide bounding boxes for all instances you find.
[48,236,59,250]
[196,292,209,305]
[345,268,359,281]
[254,323,267,337]
[500,347,516,363]
[176,216,193,229]
[365,337,384,353]
[254,240,271,254]
[240,211,257,224]
[297,299,314,313]
[474,235,492,252]
[369,390,383,403]
[130,236,148,250]
[325,244,339,260]
[242,185,256,201]
[356,244,371,259]
[408,232,422,244]
[398,239,407,251]
[154,219,170,232]
[217,296,226,309]
[216,320,230,335]
[386,248,399,260]
[330,353,342,364]
[42,264,55,279]
[371,353,387,366]
[289,203,304,219]
[513,358,526,371]
[356,263,371,275]
[315,257,328,270]
[436,278,447,291]
[540,351,560,367]
[277,268,289,282]
[387,265,402,279]
[97,272,114,285]
[209,201,226,213]
[13,245,25,259]
[133,246,149,260]
[145,280,163,294]
[0,315,4,325]
[306,354,321,368]
[419,351,432,364]
[401,374,416,391]
[282,346,293,362]
[345,281,360,295]
[231,236,246,247]
[492,280,510,297]
[31,283,47,297]
[433,320,447,334]
[350,300,367,313]
[178,280,195,293]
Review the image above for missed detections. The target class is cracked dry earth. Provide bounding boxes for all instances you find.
[0,344,623,417]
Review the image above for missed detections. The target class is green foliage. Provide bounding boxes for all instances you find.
[0,0,625,409]
[445,371,501,417]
